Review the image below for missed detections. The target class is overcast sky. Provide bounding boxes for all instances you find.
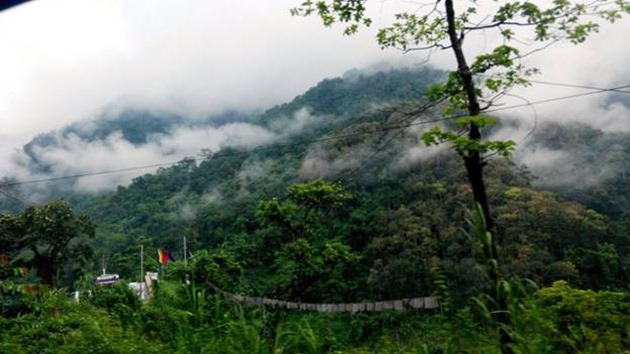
[0,0,400,140]
[2,0,629,138]
[1,0,629,192]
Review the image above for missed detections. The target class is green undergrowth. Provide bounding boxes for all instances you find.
[1,280,628,353]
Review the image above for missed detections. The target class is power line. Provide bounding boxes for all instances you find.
[525,79,630,94]
[485,84,630,113]
[0,189,34,207]
[338,96,451,182]
[340,81,630,179]
[1,105,447,188]
[1,161,186,187]
[477,74,630,94]
[0,119,423,188]
[3,81,629,188]
[339,129,406,184]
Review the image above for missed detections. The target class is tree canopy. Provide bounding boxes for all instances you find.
[0,200,94,286]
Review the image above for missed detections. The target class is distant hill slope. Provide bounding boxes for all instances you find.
[517,121,630,220]
[259,66,445,125]
[12,66,444,178]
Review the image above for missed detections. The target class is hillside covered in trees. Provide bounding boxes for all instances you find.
[1,66,629,352]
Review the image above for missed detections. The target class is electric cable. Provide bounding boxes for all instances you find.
[2,81,629,188]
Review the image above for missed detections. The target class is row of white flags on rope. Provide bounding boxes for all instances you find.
[207,283,439,313]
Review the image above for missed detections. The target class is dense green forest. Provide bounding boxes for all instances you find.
[1,67,629,352]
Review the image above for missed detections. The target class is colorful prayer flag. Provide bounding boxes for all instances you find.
[157,248,173,265]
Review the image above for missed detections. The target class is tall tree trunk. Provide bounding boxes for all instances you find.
[444,0,512,353]
[443,0,493,232]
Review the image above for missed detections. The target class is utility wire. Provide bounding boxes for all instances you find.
[1,161,186,187]
[339,129,406,184]
[0,118,434,188]
[3,81,630,188]
[338,96,450,182]
[477,73,630,94]
[524,79,630,94]
[340,81,630,179]
[485,84,630,114]
[0,189,34,207]
[0,106,446,188]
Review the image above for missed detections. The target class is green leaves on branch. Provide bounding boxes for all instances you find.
[376,6,477,51]
[470,45,540,100]
[426,72,469,113]
[492,0,606,43]
[421,115,514,159]
[366,0,626,50]
[422,125,516,158]
[455,115,497,128]
[291,0,371,35]
[472,46,519,74]
[455,115,497,129]
[376,13,448,51]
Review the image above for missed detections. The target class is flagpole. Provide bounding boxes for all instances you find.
[140,245,144,284]
[183,236,187,266]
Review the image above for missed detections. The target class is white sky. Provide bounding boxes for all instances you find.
[2,0,629,139]
[0,0,629,192]
[0,0,403,142]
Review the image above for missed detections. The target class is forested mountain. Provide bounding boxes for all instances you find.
[9,66,622,294]
[259,66,446,124]
[3,66,629,291]
[0,66,444,199]
[17,66,444,169]
[2,66,629,352]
